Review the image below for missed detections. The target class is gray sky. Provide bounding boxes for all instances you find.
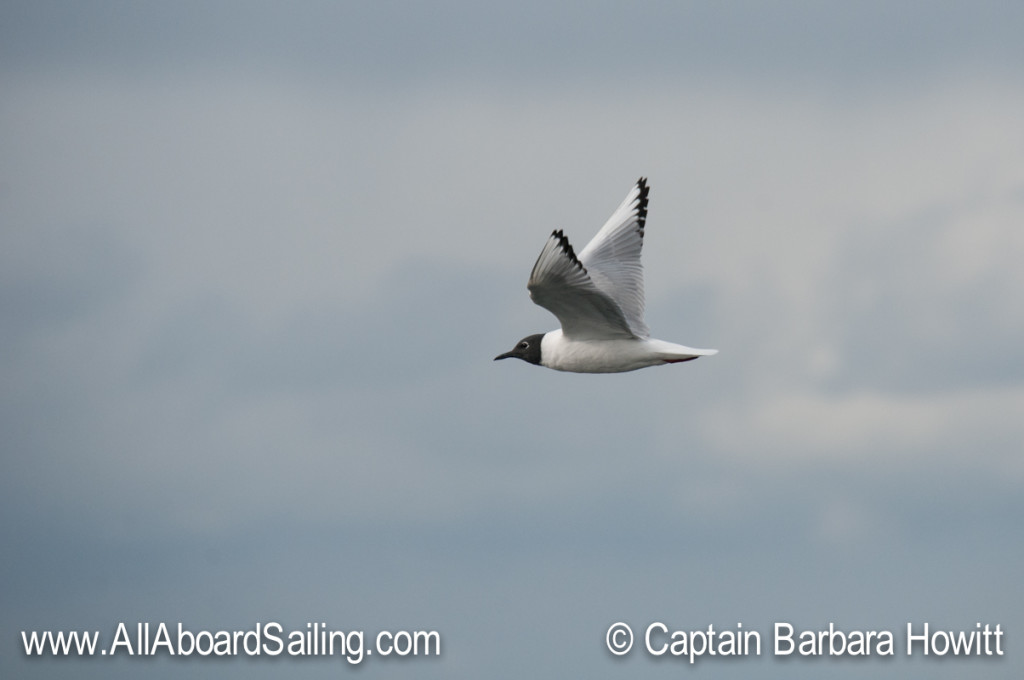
[2,2,1023,678]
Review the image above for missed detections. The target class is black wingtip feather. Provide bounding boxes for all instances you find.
[635,177,649,236]
[551,229,587,274]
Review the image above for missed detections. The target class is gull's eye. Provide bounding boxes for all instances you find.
[519,341,529,349]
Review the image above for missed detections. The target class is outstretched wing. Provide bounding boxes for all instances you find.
[577,177,650,338]
[527,230,636,340]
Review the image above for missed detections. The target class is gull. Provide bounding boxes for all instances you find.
[495,178,717,373]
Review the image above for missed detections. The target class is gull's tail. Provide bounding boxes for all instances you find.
[649,340,718,364]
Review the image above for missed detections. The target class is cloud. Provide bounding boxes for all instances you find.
[4,65,1022,528]
[3,5,1024,678]
[4,1,1023,88]
[702,386,1024,468]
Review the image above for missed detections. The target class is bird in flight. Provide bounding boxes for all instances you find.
[495,178,717,373]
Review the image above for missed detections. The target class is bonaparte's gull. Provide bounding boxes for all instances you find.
[495,178,717,373]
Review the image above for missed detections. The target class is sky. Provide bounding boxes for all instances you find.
[2,1,1023,678]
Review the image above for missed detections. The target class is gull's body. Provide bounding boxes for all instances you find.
[495,178,716,373]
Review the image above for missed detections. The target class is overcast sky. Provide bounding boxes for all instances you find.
[2,2,1023,679]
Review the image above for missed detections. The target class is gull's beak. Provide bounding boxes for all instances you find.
[494,351,513,361]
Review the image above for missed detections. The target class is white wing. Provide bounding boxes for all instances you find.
[578,177,649,338]
[526,178,650,340]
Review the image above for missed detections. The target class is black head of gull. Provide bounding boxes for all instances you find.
[494,333,543,365]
